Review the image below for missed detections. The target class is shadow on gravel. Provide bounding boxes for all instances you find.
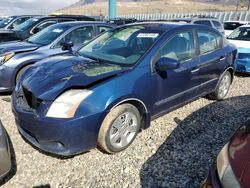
[235,72,250,77]
[0,92,12,96]
[0,132,17,186]
[140,95,250,188]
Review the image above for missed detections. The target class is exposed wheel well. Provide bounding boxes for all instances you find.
[15,63,34,84]
[226,67,234,83]
[111,99,148,129]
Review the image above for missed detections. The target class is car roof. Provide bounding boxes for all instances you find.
[124,22,215,32]
[224,20,250,23]
[30,15,94,20]
[53,21,115,27]
[239,24,250,28]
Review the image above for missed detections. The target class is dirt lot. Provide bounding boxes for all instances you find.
[0,75,250,188]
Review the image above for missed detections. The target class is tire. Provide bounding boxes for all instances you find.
[208,71,232,100]
[16,65,32,84]
[98,103,141,154]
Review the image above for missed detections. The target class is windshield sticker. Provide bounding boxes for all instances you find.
[53,29,63,33]
[137,33,159,38]
[32,18,39,22]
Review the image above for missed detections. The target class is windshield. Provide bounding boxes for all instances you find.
[13,18,40,31]
[224,22,245,31]
[228,27,250,41]
[0,17,14,28]
[79,25,163,66]
[27,24,70,45]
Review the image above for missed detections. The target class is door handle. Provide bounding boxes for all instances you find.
[219,56,226,61]
[191,67,200,73]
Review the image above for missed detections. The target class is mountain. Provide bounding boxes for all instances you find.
[56,0,247,16]
[69,0,154,7]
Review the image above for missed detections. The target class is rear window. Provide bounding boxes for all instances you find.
[224,22,244,30]
[198,31,222,55]
[194,20,212,27]
[212,21,223,29]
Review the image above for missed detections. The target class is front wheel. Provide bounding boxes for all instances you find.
[208,71,232,100]
[98,103,141,154]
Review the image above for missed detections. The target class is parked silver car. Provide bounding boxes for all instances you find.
[0,120,11,180]
[172,16,225,35]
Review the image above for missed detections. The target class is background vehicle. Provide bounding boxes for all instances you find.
[227,25,250,73]
[224,21,250,36]
[107,18,138,25]
[0,15,95,43]
[12,23,236,156]
[171,16,225,34]
[0,120,11,180]
[201,119,250,188]
[0,21,115,92]
[0,15,36,30]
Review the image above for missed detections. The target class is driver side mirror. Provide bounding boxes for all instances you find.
[61,41,74,51]
[155,57,180,72]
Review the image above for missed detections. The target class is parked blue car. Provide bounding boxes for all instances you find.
[12,23,237,156]
[0,21,115,92]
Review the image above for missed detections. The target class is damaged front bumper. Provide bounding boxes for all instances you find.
[12,90,105,156]
[235,59,250,73]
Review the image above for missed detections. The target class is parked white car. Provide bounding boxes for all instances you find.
[224,21,249,37]
[227,25,250,73]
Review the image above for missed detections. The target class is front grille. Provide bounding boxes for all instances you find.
[238,53,250,60]
[22,86,42,109]
[16,86,42,110]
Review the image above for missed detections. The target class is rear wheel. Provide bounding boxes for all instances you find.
[208,71,232,100]
[98,103,141,154]
[15,65,32,84]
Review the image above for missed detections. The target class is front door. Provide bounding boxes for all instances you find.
[152,30,200,117]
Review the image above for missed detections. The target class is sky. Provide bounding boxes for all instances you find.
[0,0,79,16]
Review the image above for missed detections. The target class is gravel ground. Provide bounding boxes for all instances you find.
[0,75,249,188]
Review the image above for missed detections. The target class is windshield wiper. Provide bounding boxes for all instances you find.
[79,53,105,64]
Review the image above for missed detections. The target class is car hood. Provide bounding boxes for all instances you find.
[0,29,14,34]
[228,39,250,49]
[0,41,40,54]
[228,119,250,186]
[22,54,127,101]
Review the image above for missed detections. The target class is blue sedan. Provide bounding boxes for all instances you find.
[0,21,115,92]
[12,22,237,156]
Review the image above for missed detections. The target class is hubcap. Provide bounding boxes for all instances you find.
[218,74,231,98]
[109,112,138,149]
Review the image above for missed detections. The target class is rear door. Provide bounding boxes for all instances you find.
[194,30,227,96]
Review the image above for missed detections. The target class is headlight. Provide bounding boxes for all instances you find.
[217,143,241,188]
[46,89,92,118]
[0,52,15,64]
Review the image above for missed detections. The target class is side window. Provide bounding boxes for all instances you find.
[194,20,212,27]
[158,31,195,62]
[212,21,223,29]
[55,26,94,48]
[8,17,30,29]
[197,31,222,55]
[97,26,113,34]
[35,20,57,31]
